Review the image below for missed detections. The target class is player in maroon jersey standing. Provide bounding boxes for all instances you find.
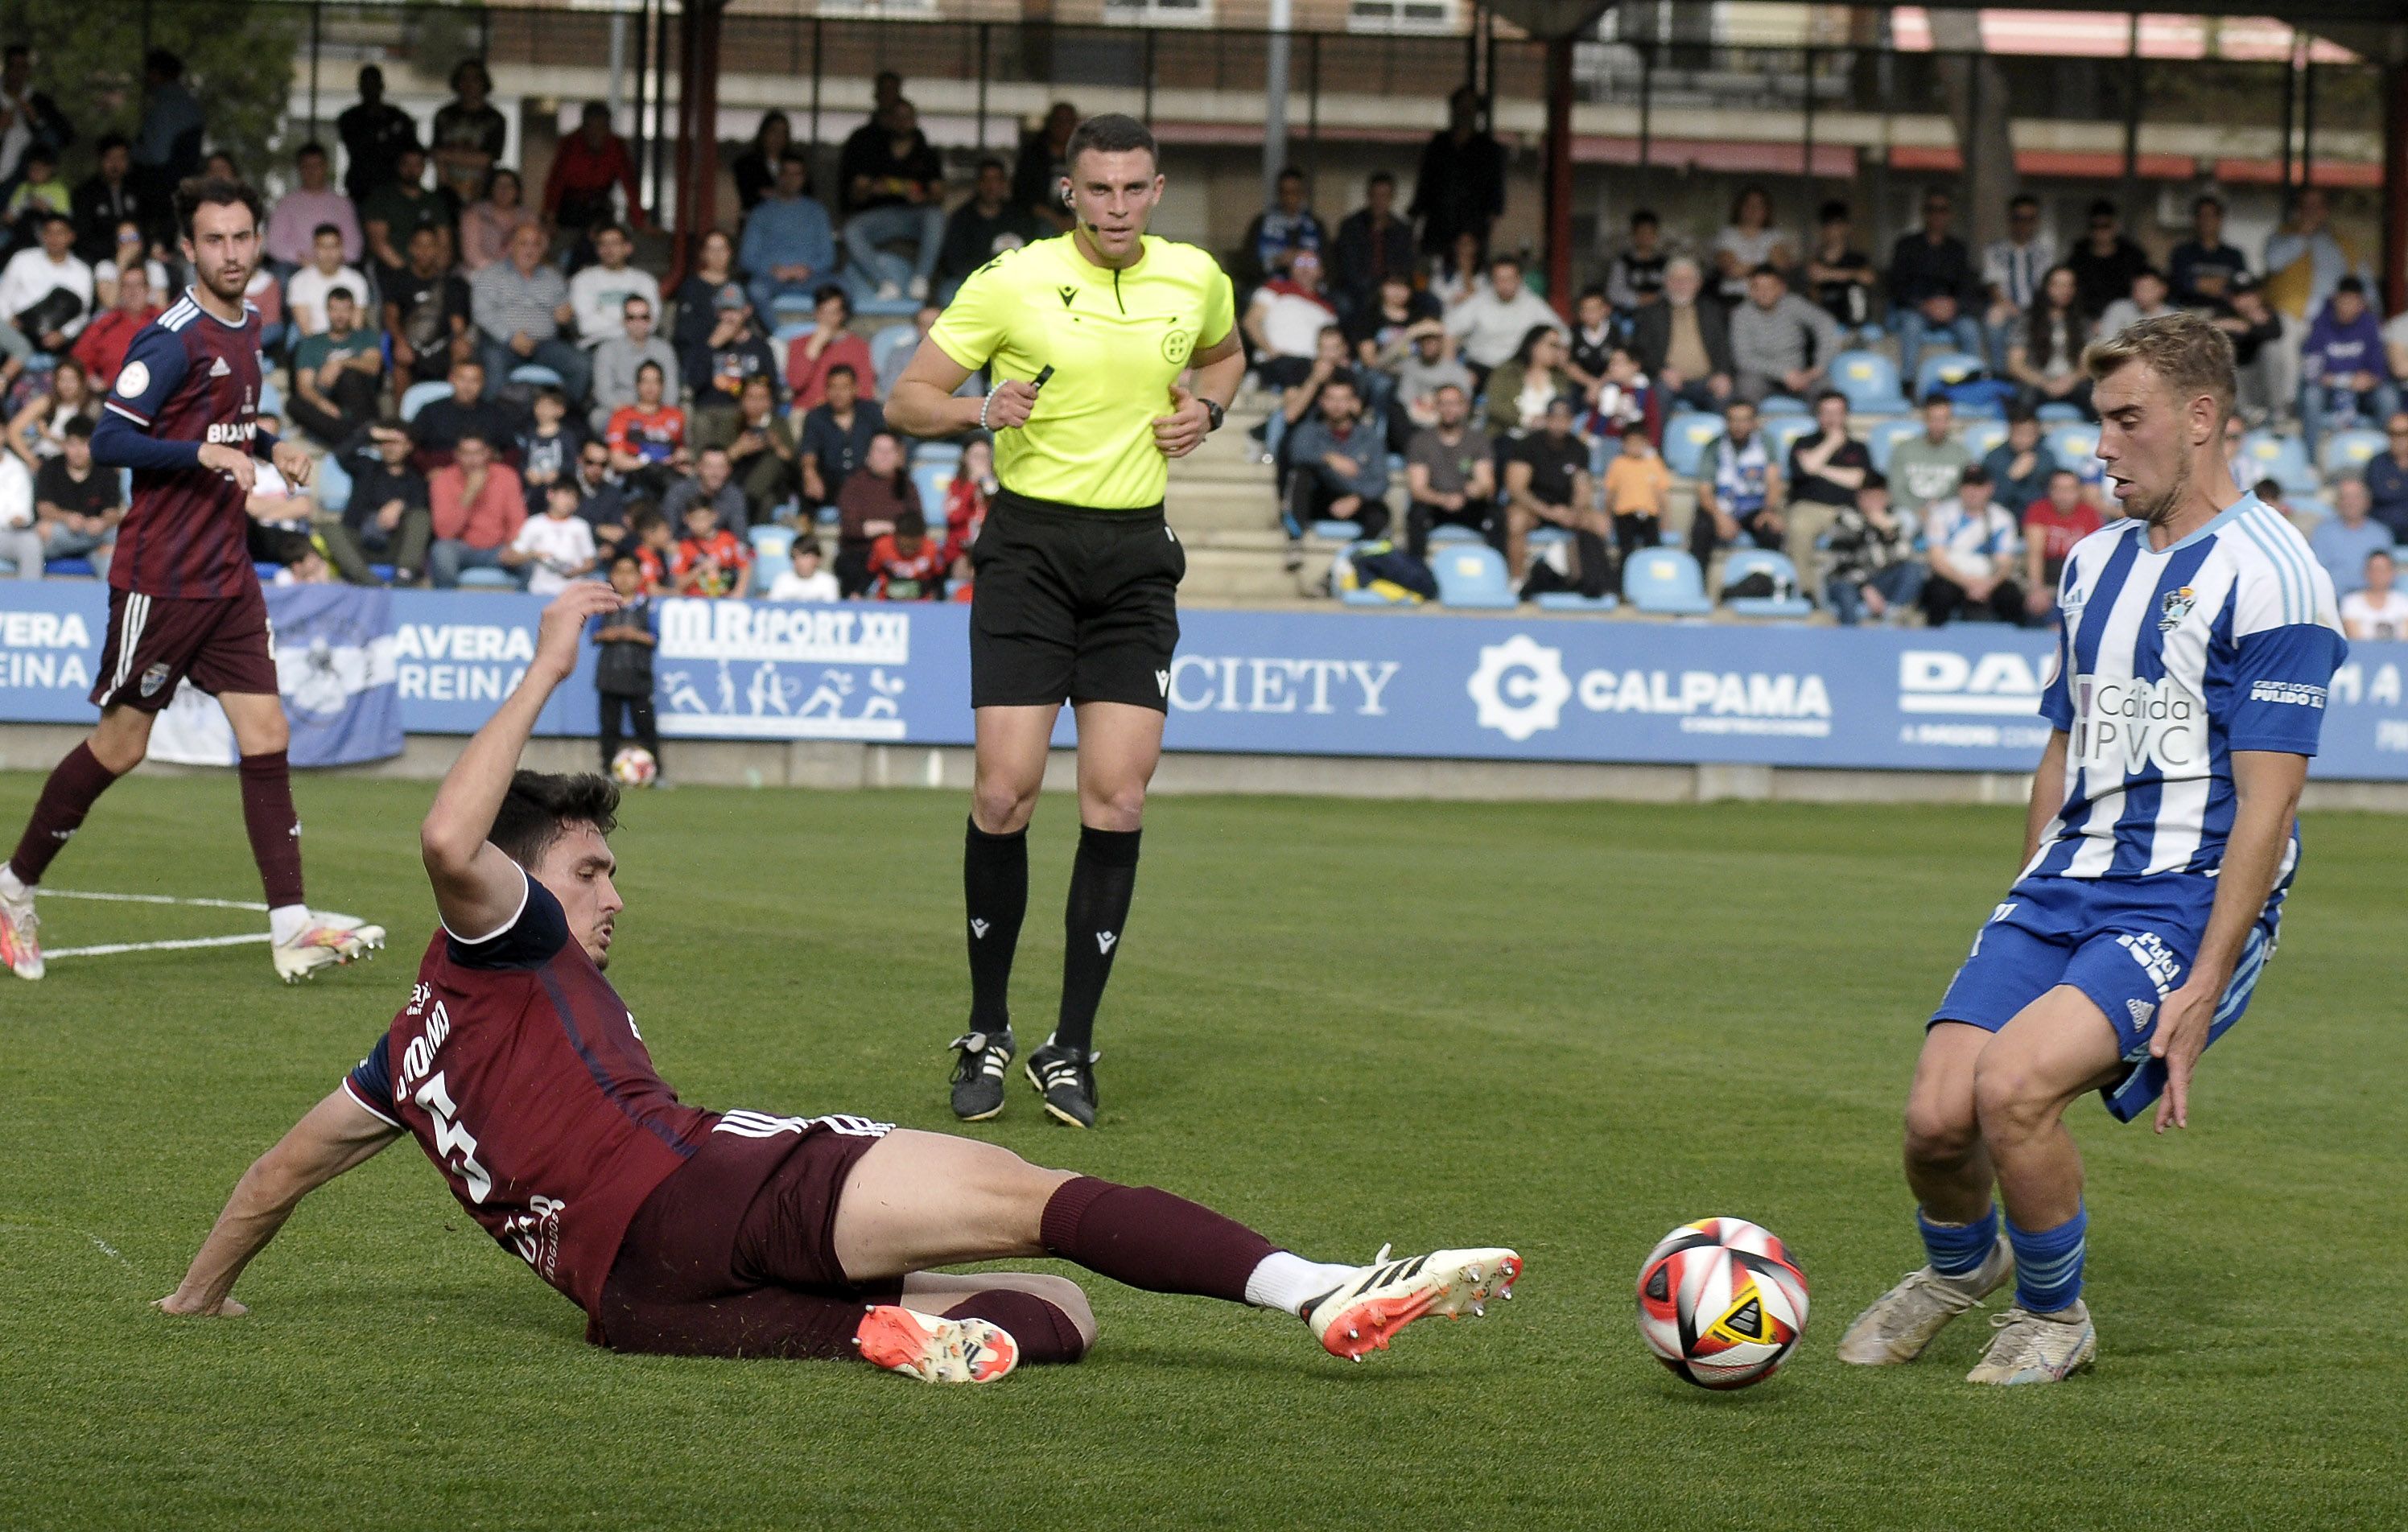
[0,176,383,984]
[154,583,1522,1383]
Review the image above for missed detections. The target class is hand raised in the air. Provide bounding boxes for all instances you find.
[983,379,1041,431]
[271,439,315,489]
[197,443,258,493]
[533,581,622,681]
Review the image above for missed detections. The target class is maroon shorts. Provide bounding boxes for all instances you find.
[592,1111,897,1358]
[89,583,278,712]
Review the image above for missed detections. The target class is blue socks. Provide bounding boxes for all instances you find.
[2007,1204,2088,1313]
[1917,1204,2001,1281]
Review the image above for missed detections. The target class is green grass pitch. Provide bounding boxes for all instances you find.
[2,773,2403,1529]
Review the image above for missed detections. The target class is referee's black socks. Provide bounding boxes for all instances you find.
[1055,825,1141,1056]
[963,817,1029,1036]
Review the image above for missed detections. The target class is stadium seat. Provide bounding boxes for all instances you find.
[1526,527,1571,552]
[771,294,818,324]
[1758,394,1808,417]
[2238,430,2317,496]
[1535,591,1618,612]
[2035,402,2084,423]
[1719,548,1814,618]
[1865,418,1923,472]
[2285,496,2332,533]
[258,378,282,418]
[1662,414,1726,479]
[749,525,795,562]
[1432,544,1517,608]
[914,439,962,466]
[1960,419,2008,460]
[315,452,353,515]
[872,326,921,395]
[399,380,452,422]
[1622,548,1712,616]
[1830,350,1910,414]
[2045,422,2104,480]
[1310,519,1363,541]
[2319,428,2386,479]
[509,364,566,391]
[1914,350,1986,400]
[1429,523,1484,546]
[457,567,520,590]
[43,557,94,577]
[1759,415,1815,465]
[771,320,815,348]
[911,463,955,518]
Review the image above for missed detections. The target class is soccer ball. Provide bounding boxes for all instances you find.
[609,747,658,788]
[1635,1217,1809,1390]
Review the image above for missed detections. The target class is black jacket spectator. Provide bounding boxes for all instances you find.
[2065,233,2150,320]
[800,397,887,504]
[1632,291,1734,381]
[1330,204,1416,315]
[411,393,526,464]
[939,199,1041,286]
[71,146,148,266]
[342,456,428,537]
[1410,101,1505,256]
[1888,230,1977,310]
[336,71,419,201]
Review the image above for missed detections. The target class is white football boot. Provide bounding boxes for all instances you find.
[0,875,41,980]
[271,911,386,983]
[1837,1237,2013,1365]
[1966,1300,2097,1386]
[1304,1244,1522,1361]
[852,1305,1019,1384]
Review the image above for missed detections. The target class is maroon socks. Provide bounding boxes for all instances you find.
[1040,1176,1280,1304]
[237,751,305,909]
[7,742,122,885]
[939,1290,1090,1364]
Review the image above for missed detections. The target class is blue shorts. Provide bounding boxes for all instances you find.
[1930,873,2282,1122]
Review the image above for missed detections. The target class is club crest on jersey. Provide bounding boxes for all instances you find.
[1161,327,1194,364]
[138,661,171,698]
[115,360,150,398]
[2158,587,2196,632]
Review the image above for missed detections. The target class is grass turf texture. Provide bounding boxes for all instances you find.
[2,774,2403,1530]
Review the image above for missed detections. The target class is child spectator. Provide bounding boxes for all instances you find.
[1824,471,1923,625]
[766,537,839,603]
[592,552,663,776]
[1584,344,1659,447]
[869,509,948,599]
[1600,421,1672,572]
[511,480,600,595]
[627,504,674,593]
[517,387,582,513]
[672,498,751,597]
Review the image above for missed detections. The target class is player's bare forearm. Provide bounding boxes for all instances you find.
[423,584,621,925]
[161,1091,398,1316]
[2022,730,2068,867]
[2190,751,2307,990]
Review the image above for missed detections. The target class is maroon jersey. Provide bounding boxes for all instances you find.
[96,290,267,599]
[342,867,716,1317]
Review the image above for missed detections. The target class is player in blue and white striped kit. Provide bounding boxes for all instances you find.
[1839,313,2347,1386]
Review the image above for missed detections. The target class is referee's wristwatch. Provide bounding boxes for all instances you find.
[1202,397,1226,434]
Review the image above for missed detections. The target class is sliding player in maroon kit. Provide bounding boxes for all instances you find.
[155,583,1521,1382]
[0,176,381,983]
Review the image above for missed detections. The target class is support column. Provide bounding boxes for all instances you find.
[2385,58,2407,318]
[670,0,724,270]
[1544,34,1573,316]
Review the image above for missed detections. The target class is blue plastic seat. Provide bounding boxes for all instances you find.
[1525,527,1572,552]
[1758,394,1809,417]
[749,524,795,562]
[1759,415,1816,466]
[399,380,452,422]
[1428,523,1484,546]
[771,320,816,348]
[1959,419,2009,461]
[2319,428,2386,479]
[1865,418,1923,472]
[315,453,353,515]
[1830,350,1910,414]
[2035,402,2084,423]
[1662,413,1727,479]
[1536,591,1618,612]
[509,364,566,390]
[1310,519,1364,541]
[770,294,818,323]
[1622,548,1712,616]
[457,567,520,590]
[1719,548,1814,618]
[872,325,921,396]
[911,463,957,518]
[2045,423,2103,480]
[2283,496,2331,533]
[1915,350,1986,400]
[258,377,283,418]
[2238,430,2316,496]
[1432,543,1518,608]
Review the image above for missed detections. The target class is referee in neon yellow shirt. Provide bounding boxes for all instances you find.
[889,114,1244,1130]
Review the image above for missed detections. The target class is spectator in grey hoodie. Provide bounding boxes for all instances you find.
[1728,263,1841,404]
[1280,375,1392,543]
[588,294,682,434]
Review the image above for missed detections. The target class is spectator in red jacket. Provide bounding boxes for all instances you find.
[542,101,644,254]
[71,262,161,390]
[671,496,752,597]
[427,430,530,588]
[869,507,948,599]
[785,285,875,412]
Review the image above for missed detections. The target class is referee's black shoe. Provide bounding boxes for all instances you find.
[1025,1040,1099,1129]
[949,1027,1016,1121]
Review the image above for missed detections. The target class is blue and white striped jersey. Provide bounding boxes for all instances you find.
[2027,493,2346,881]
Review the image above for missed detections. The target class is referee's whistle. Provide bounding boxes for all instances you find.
[1031,365,1055,389]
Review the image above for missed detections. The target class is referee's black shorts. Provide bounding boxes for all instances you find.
[969,488,1186,713]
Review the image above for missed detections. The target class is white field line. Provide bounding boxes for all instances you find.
[37,889,271,912]
[47,933,271,959]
